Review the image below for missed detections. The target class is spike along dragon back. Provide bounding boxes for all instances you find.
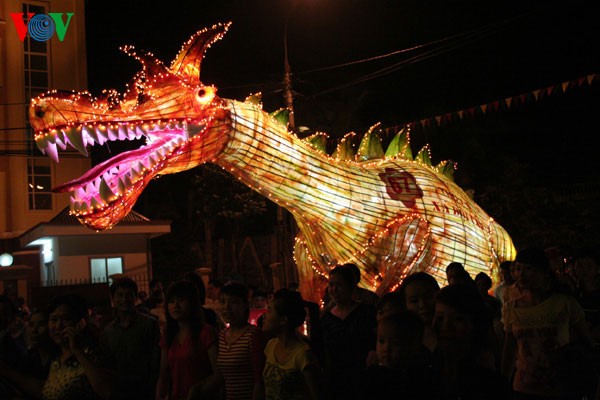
[29,23,515,302]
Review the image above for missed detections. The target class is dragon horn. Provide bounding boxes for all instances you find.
[170,22,232,85]
[120,45,168,77]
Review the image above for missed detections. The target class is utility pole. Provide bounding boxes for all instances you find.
[277,4,298,286]
[283,9,296,132]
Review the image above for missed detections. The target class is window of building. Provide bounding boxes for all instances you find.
[23,3,50,155]
[90,257,124,283]
[27,158,52,210]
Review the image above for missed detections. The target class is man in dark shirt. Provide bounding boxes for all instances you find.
[101,277,161,400]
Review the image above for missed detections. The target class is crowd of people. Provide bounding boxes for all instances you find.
[0,245,599,400]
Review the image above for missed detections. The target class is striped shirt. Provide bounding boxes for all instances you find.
[217,324,266,400]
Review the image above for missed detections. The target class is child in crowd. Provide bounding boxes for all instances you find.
[366,291,404,366]
[376,291,404,321]
[262,289,323,400]
[361,311,434,399]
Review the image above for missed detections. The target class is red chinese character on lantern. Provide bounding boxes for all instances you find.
[378,168,423,208]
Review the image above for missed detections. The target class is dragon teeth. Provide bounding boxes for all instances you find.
[46,142,59,163]
[117,178,126,195]
[118,125,128,140]
[99,177,116,202]
[55,135,68,150]
[91,196,104,209]
[82,126,96,146]
[107,127,118,140]
[75,187,86,201]
[64,126,88,156]
[135,126,145,135]
[123,174,133,187]
[96,126,108,144]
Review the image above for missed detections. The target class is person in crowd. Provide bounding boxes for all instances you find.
[288,281,325,366]
[475,272,503,321]
[23,307,59,379]
[366,291,405,367]
[572,247,600,343]
[450,268,476,288]
[502,247,595,400]
[506,260,526,303]
[216,281,266,400]
[181,271,219,329]
[445,262,466,286]
[262,289,323,400]
[434,284,508,399]
[148,279,167,331]
[360,311,434,399]
[0,293,117,399]
[474,271,504,368]
[546,246,578,296]
[249,289,269,328]
[0,301,50,398]
[396,272,440,352]
[205,278,224,317]
[0,294,27,368]
[346,263,380,306]
[135,290,151,314]
[376,291,404,321]
[320,264,377,400]
[156,280,219,400]
[494,261,514,304]
[101,277,161,400]
[17,297,30,321]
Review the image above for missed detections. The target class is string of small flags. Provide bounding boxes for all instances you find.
[384,72,598,134]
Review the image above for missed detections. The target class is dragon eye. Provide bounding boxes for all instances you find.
[34,106,45,118]
[195,86,215,105]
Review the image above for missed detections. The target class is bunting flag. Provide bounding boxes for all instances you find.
[396,72,598,131]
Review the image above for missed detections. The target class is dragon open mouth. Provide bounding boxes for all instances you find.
[33,116,210,230]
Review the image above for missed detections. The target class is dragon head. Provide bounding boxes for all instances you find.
[29,23,232,230]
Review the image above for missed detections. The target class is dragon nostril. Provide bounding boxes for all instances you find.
[34,106,45,118]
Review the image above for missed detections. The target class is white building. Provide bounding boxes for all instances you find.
[0,0,169,306]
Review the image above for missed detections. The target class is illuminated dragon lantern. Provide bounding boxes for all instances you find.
[29,23,515,302]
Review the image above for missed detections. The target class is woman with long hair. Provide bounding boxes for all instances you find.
[0,293,117,399]
[156,280,219,400]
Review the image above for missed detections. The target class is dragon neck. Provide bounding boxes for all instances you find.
[217,100,366,224]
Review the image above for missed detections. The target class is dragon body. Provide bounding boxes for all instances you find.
[29,23,515,301]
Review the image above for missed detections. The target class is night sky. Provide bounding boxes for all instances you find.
[82,0,599,247]
[83,0,598,155]
[84,1,597,112]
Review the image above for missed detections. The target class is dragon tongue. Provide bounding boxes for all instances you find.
[52,139,169,193]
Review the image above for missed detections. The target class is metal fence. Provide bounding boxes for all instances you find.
[38,273,151,294]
